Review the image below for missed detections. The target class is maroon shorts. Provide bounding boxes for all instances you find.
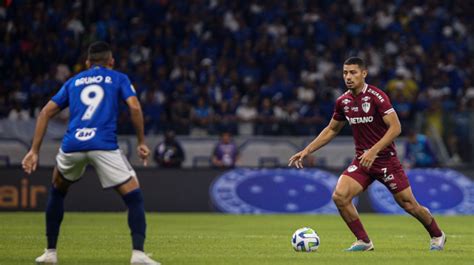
[342,156,410,194]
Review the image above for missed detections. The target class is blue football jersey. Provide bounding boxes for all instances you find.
[51,65,137,153]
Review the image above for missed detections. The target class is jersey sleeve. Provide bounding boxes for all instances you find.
[332,98,346,121]
[120,74,137,101]
[375,90,395,116]
[51,81,70,109]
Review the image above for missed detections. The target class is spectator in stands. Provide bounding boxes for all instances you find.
[386,67,419,103]
[0,1,472,163]
[214,101,238,134]
[391,91,414,129]
[142,88,164,135]
[403,130,438,168]
[170,98,191,135]
[211,131,239,168]
[190,97,214,135]
[153,130,185,168]
[256,98,277,135]
[236,98,258,135]
[8,101,30,121]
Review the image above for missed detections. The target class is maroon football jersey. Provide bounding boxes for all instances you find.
[332,83,397,158]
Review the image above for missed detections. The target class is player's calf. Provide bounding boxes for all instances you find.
[45,186,66,249]
[122,188,147,251]
[394,191,446,250]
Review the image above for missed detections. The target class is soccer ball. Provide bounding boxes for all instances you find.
[291,227,320,252]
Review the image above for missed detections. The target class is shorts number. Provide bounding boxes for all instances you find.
[80,85,104,120]
[381,167,394,182]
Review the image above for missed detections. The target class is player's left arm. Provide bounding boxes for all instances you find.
[22,101,62,174]
[359,112,401,168]
[126,96,150,166]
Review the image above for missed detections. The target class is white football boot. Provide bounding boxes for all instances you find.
[35,249,57,264]
[131,250,161,265]
[430,231,447,251]
[345,240,374,251]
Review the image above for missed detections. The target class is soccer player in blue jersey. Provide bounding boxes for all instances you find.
[21,41,160,265]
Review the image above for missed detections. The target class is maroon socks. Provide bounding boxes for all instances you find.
[346,218,441,242]
[346,219,370,243]
[425,218,442,238]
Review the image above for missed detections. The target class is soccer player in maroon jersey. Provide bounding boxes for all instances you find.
[289,57,446,251]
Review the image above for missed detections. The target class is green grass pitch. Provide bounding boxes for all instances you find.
[0,213,472,265]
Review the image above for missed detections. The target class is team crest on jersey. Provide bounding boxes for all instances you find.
[362,102,371,113]
[362,96,371,102]
[347,165,358,172]
[342,99,351,105]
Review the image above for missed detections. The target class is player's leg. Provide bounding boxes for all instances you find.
[393,187,446,250]
[117,179,159,265]
[90,150,160,264]
[333,175,364,223]
[46,167,71,249]
[36,151,87,264]
[116,177,147,252]
[35,168,70,264]
[333,169,374,251]
[380,157,445,250]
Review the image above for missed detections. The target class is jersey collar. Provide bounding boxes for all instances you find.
[347,83,368,98]
[362,83,368,93]
[91,64,105,70]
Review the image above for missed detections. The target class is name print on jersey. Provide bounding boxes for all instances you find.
[74,75,113,86]
[367,88,384,103]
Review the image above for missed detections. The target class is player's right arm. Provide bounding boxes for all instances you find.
[126,96,150,166]
[22,101,62,174]
[288,118,346,168]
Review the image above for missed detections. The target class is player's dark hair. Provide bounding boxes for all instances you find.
[87,41,112,63]
[344,57,367,69]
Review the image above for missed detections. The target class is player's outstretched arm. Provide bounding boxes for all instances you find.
[289,118,345,168]
[22,101,61,174]
[359,112,401,168]
[126,96,150,166]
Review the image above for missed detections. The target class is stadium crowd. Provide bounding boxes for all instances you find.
[0,0,472,162]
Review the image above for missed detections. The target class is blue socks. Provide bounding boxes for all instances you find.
[45,186,147,251]
[46,186,65,249]
[122,189,146,251]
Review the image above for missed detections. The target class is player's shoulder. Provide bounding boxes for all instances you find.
[365,84,390,103]
[366,84,389,97]
[62,70,86,88]
[111,69,133,86]
[335,90,352,104]
[106,68,128,78]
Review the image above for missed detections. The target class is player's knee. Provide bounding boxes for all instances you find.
[332,191,350,207]
[52,171,70,193]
